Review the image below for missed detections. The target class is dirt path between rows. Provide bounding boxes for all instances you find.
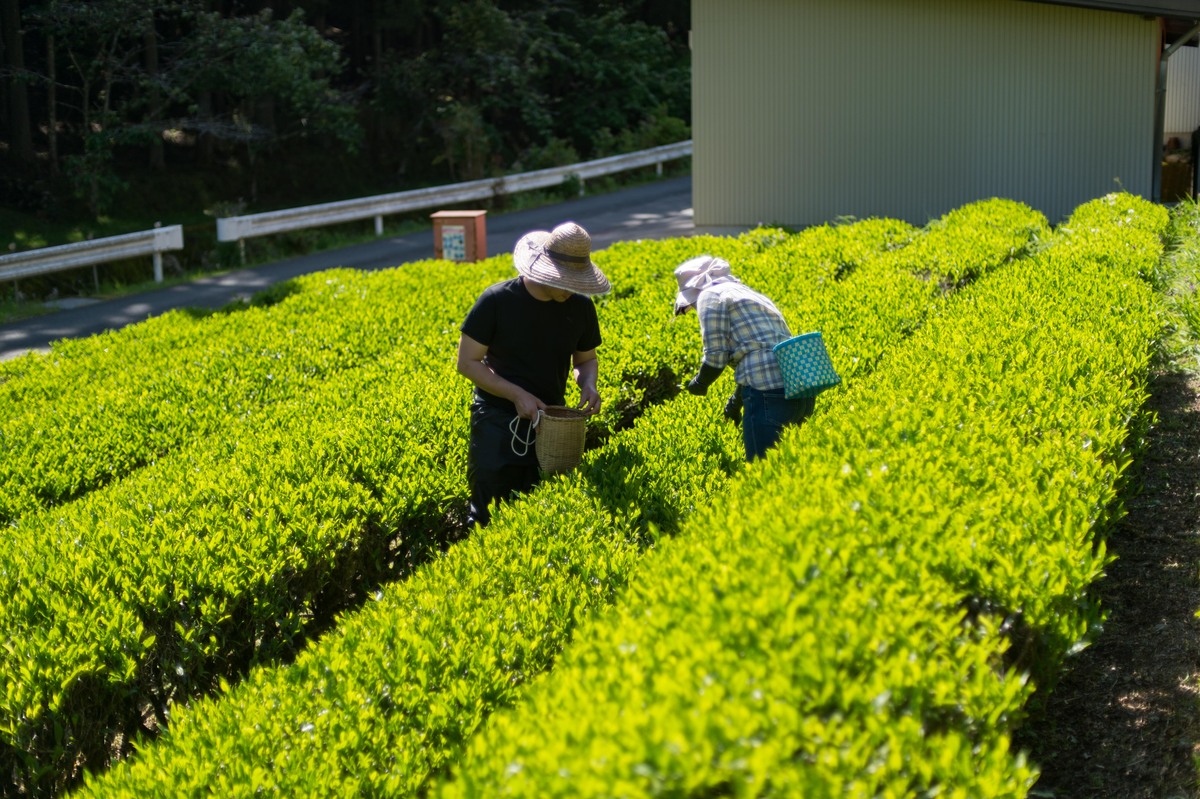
[1016,368,1200,798]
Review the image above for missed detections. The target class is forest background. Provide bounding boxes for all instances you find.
[0,0,691,299]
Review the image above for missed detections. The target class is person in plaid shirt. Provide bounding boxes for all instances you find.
[673,255,815,461]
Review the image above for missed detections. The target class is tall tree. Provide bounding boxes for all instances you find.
[370,0,689,182]
[1,0,34,162]
[143,5,164,170]
[39,0,161,213]
[24,0,360,213]
[180,8,361,200]
[6,0,691,224]
[45,0,59,174]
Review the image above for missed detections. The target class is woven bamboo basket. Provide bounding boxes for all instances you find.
[535,405,588,474]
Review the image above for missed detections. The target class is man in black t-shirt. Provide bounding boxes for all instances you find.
[456,221,610,528]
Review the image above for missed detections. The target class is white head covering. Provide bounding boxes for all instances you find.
[673,255,739,314]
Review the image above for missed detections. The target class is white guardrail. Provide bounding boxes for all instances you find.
[216,140,693,249]
[0,141,692,285]
[0,224,185,286]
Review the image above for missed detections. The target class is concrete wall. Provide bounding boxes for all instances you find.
[692,0,1159,232]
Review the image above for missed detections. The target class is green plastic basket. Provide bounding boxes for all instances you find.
[773,331,841,399]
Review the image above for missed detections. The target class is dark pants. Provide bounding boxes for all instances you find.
[741,385,815,462]
[466,400,541,528]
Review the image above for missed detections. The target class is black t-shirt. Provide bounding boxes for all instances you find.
[461,277,602,411]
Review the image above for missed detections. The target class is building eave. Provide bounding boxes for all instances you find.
[1023,0,1199,18]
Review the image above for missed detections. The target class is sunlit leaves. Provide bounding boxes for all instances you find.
[4,195,1099,797]
[430,196,1163,797]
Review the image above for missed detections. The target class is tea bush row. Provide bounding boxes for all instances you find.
[428,194,1167,797]
[69,200,1048,797]
[0,266,497,524]
[0,234,749,795]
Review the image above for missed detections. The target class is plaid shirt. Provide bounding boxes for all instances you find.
[696,281,791,391]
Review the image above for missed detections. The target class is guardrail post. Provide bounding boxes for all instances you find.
[375,215,384,236]
[152,222,164,281]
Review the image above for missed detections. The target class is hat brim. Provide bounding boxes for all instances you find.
[514,231,611,296]
[674,286,700,314]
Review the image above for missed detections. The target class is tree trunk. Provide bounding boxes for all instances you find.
[247,141,258,203]
[372,6,382,161]
[196,0,214,166]
[47,29,58,174]
[197,90,214,165]
[0,10,8,147]
[145,11,164,170]
[0,0,34,162]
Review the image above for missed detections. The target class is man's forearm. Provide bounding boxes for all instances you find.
[459,359,523,403]
[574,356,599,392]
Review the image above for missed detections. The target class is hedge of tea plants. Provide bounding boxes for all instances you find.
[0,268,471,524]
[1153,198,1200,360]
[53,199,1055,797]
[426,194,1167,797]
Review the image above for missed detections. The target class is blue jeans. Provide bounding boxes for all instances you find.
[741,386,815,462]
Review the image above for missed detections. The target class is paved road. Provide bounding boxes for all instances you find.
[0,176,694,362]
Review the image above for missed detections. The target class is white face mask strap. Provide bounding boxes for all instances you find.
[509,410,542,457]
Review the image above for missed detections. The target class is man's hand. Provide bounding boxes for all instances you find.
[573,351,601,415]
[577,385,601,415]
[513,390,545,420]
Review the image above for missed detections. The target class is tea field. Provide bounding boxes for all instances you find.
[2,193,1198,797]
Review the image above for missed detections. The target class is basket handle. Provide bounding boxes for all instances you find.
[509,410,543,457]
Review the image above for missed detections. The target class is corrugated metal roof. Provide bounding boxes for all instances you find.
[1026,1,1200,17]
[1024,1,1199,47]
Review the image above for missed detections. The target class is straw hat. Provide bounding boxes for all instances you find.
[514,222,611,296]
[673,255,738,314]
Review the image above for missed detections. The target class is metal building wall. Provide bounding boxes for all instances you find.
[692,0,1159,232]
[1165,44,1200,141]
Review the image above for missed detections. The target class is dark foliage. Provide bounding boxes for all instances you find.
[0,0,690,221]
